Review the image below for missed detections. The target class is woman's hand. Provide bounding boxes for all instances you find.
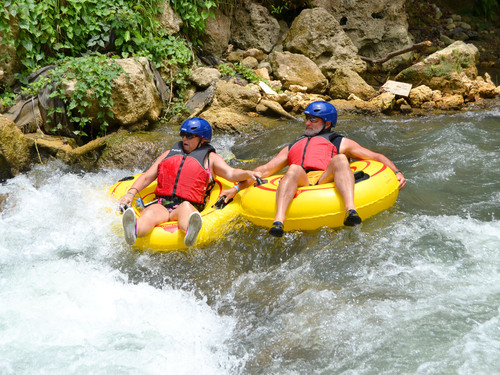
[119,192,135,209]
[220,186,240,203]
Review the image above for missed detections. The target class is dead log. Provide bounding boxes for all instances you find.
[360,41,432,64]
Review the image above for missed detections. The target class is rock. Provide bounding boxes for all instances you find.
[242,48,267,62]
[201,9,232,57]
[254,68,271,81]
[399,104,413,114]
[242,56,259,69]
[440,34,456,46]
[409,85,433,107]
[59,57,164,133]
[370,92,396,112]
[269,51,328,93]
[157,2,183,35]
[436,94,465,110]
[395,41,479,95]
[96,130,171,171]
[328,67,376,100]
[289,85,308,93]
[267,92,290,105]
[201,109,257,134]
[468,76,497,99]
[190,67,221,88]
[312,0,414,71]
[256,99,297,119]
[0,115,31,180]
[283,7,366,77]
[209,79,261,113]
[231,0,280,53]
[330,99,379,116]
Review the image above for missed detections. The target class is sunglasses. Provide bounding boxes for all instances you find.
[306,116,321,123]
[180,131,197,139]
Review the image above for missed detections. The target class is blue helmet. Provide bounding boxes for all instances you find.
[304,101,337,127]
[180,117,212,141]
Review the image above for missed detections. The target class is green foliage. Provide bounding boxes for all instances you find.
[46,55,126,137]
[168,0,217,45]
[424,50,475,79]
[0,87,17,108]
[269,0,291,16]
[217,62,265,84]
[474,0,499,20]
[0,0,222,129]
[1,0,195,75]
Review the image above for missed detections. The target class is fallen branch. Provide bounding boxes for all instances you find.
[360,41,432,64]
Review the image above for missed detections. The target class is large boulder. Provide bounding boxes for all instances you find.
[312,0,414,70]
[230,0,280,53]
[268,51,328,93]
[157,2,183,35]
[395,41,479,95]
[96,130,172,171]
[201,9,232,57]
[200,79,263,133]
[0,115,31,180]
[60,57,165,133]
[328,67,376,100]
[283,7,366,78]
[201,109,256,134]
[209,79,261,113]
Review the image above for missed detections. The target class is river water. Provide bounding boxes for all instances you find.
[1,101,500,374]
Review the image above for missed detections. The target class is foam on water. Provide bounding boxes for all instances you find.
[1,104,499,374]
[0,164,241,375]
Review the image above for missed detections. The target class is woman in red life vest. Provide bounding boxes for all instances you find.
[119,118,261,247]
[221,101,406,237]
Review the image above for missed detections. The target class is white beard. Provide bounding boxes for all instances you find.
[304,128,320,136]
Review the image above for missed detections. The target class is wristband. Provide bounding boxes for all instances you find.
[127,191,136,197]
[395,170,402,175]
[129,187,139,193]
[233,184,240,192]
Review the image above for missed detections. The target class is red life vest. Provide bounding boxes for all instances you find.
[154,141,215,204]
[288,132,343,171]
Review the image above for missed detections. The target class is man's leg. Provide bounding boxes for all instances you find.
[270,165,309,236]
[318,154,361,226]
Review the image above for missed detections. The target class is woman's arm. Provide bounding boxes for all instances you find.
[119,150,170,206]
[210,153,262,182]
[218,147,290,201]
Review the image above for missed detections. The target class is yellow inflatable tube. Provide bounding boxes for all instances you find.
[240,160,399,231]
[109,160,398,251]
[109,175,240,251]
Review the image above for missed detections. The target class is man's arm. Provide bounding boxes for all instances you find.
[339,138,406,189]
[219,146,290,200]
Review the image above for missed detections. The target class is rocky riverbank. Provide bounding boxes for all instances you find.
[1,0,499,180]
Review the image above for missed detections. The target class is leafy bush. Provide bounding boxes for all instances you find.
[218,62,265,84]
[46,55,126,138]
[0,0,218,135]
